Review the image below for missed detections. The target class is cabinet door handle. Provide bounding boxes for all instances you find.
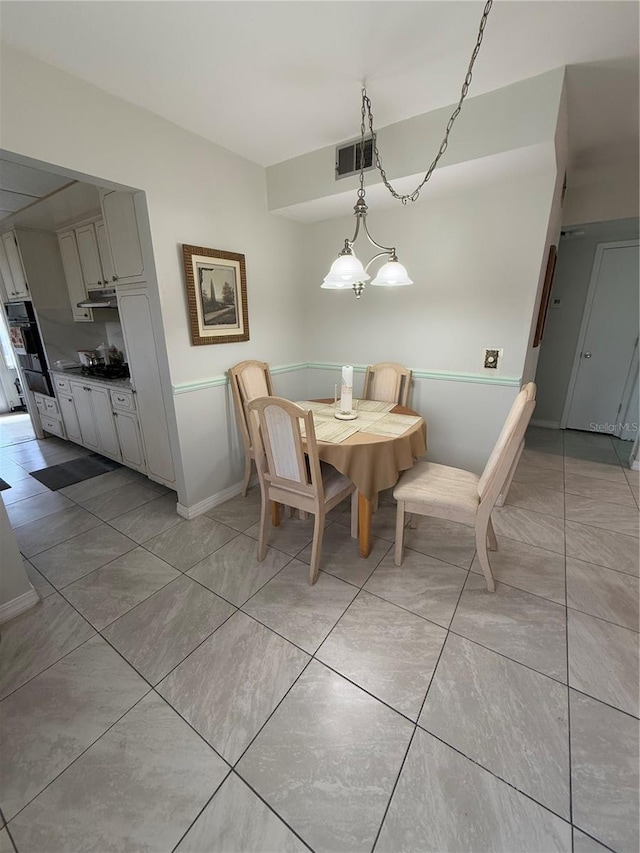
[112,275,118,282]
[113,412,118,418]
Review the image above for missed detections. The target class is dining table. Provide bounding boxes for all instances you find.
[297,398,427,558]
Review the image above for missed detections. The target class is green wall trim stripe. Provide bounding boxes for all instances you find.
[271,362,308,375]
[172,361,521,394]
[411,369,521,387]
[172,362,308,395]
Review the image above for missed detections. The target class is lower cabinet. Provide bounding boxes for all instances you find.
[59,378,147,475]
[58,392,83,444]
[34,392,66,439]
[113,409,146,472]
[68,381,120,461]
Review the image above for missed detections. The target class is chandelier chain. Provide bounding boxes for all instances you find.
[363,0,493,205]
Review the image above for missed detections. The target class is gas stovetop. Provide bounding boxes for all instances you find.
[80,363,130,380]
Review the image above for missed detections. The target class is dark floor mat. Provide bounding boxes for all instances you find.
[0,478,10,491]
[29,454,122,490]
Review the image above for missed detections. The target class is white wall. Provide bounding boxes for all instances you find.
[0,45,307,507]
[0,500,37,623]
[267,69,565,214]
[300,168,557,472]
[563,174,640,228]
[535,217,640,426]
[0,45,566,503]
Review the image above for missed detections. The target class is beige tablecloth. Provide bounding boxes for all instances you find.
[303,402,427,501]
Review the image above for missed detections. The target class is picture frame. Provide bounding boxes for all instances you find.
[533,244,557,348]
[182,244,249,345]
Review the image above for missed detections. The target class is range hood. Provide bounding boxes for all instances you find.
[77,288,118,309]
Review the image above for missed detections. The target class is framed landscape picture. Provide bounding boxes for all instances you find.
[182,244,249,345]
[533,244,557,348]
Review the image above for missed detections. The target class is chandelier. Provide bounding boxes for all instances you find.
[321,0,493,299]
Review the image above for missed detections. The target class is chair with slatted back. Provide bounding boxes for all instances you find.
[229,360,274,496]
[248,396,358,584]
[363,362,412,407]
[393,383,536,591]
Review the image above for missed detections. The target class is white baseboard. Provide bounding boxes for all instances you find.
[529,419,561,429]
[177,479,251,519]
[0,586,39,625]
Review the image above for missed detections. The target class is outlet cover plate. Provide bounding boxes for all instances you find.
[482,348,503,372]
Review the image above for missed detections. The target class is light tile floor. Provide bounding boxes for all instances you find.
[0,429,638,852]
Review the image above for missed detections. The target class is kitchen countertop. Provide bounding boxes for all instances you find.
[50,367,133,391]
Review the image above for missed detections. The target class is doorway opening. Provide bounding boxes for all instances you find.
[534,218,640,465]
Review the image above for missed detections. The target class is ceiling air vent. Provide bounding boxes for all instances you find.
[335,135,374,179]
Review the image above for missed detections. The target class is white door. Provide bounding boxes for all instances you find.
[2,232,29,298]
[114,410,146,471]
[75,224,105,289]
[118,290,175,483]
[70,382,99,450]
[58,232,93,322]
[566,241,640,434]
[95,220,115,284]
[101,191,145,283]
[58,393,83,444]
[0,238,16,300]
[90,385,121,459]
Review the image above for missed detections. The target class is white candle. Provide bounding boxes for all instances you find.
[340,365,353,413]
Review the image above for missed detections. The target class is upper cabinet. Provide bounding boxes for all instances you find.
[100,190,145,285]
[0,230,30,300]
[94,219,115,284]
[58,230,93,322]
[75,222,113,290]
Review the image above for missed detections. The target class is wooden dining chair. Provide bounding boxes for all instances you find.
[248,396,358,584]
[393,383,536,592]
[229,360,274,496]
[363,362,412,407]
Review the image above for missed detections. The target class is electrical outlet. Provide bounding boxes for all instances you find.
[483,348,503,371]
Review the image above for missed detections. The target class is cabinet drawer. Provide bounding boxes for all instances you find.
[44,397,60,417]
[40,414,64,437]
[110,388,135,411]
[34,393,47,413]
[54,376,71,393]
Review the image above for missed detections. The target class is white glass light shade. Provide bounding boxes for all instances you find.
[321,253,370,289]
[369,260,413,287]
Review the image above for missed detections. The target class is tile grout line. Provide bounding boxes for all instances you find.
[3,430,637,850]
[3,687,155,828]
[562,433,576,845]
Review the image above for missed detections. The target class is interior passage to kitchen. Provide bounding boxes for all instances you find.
[0,180,176,491]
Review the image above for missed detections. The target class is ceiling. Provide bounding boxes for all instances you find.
[0,159,72,220]
[0,1,638,174]
[0,0,640,219]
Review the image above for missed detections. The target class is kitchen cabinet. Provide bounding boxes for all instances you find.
[69,380,120,460]
[75,224,105,289]
[0,231,29,299]
[58,392,83,443]
[113,409,145,472]
[118,288,175,484]
[95,220,115,284]
[34,393,66,439]
[76,221,114,289]
[58,231,93,322]
[100,190,145,284]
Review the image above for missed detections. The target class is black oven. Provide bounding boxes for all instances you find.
[23,368,53,396]
[5,300,53,397]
